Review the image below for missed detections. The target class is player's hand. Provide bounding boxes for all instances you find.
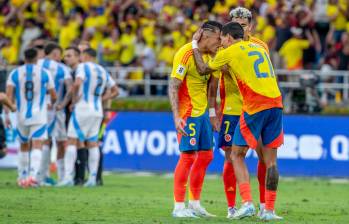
[175,117,188,136]
[10,104,16,112]
[193,28,203,42]
[56,104,63,111]
[47,104,53,110]
[210,116,220,132]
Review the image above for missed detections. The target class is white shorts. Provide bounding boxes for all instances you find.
[67,112,102,142]
[48,111,67,141]
[16,123,47,143]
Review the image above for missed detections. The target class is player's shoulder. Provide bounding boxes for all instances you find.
[250,36,269,52]
[173,43,193,64]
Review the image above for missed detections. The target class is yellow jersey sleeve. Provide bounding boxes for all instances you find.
[170,47,192,81]
[299,39,310,49]
[208,48,232,71]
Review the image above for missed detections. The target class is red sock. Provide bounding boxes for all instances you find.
[223,161,236,207]
[173,153,196,202]
[189,150,214,200]
[239,182,252,203]
[265,190,277,211]
[257,161,266,204]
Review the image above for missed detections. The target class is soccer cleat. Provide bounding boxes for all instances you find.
[188,204,216,217]
[257,203,265,217]
[17,179,28,188]
[83,179,97,187]
[227,207,238,219]
[259,210,283,221]
[40,177,56,187]
[57,179,74,187]
[172,208,199,218]
[232,202,256,219]
[26,177,39,187]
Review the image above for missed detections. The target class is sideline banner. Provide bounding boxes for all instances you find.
[2,112,349,177]
[102,112,349,177]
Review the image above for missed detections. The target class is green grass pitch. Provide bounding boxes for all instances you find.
[0,170,348,224]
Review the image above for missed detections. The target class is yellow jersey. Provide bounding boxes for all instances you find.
[171,43,219,118]
[279,38,309,70]
[219,37,269,116]
[209,41,282,115]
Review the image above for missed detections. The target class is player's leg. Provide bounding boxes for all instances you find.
[75,141,87,185]
[219,114,240,218]
[16,125,30,187]
[40,112,56,183]
[56,140,66,182]
[28,124,47,187]
[83,117,103,187]
[188,114,215,217]
[58,115,79,186]
[259,108,284,220]
[231,111,263,219]
[255,139,267,216]
[55,111,67,183]
[172,116,197,218]
[84,140,100,187]
[39,139,52,185]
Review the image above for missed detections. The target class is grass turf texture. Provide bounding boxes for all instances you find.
[0,170,348,224]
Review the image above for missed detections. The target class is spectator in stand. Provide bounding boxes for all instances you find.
[279,27,315,70]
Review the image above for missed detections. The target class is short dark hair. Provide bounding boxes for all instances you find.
[222,22,244,39]
[83,48,97,58]
[65,46,80,55]
[202,21,223,32]
[24,48,38,62]
[44,42,62,55]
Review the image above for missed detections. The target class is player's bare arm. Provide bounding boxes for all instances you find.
[102,86,119,102]
[192,29,215,76]
[56,78,73,111]
[168,77,188,136]
[208,76,220,132]
[49,88,57,106]
[0,92,16,112]
[71,78,83,107]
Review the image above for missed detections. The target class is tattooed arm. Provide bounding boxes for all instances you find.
[192,48,215,76]
[168,77,188,136]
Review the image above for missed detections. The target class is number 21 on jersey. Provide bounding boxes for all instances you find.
[248,51,275,78]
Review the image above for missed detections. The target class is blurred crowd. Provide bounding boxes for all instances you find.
[1,0,349,78]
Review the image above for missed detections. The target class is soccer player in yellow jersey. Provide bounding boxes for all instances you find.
[192,22,283,221]
[168,21,222,218]
[208,7,271,218]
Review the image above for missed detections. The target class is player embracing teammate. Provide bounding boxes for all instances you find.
[170,8,284,221]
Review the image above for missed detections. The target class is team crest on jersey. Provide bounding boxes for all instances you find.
[176,65,186,76]
[190,138,196,146]
[224,134,232,142]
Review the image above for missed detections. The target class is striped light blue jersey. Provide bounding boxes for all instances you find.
[74,62,116,117]
[6,64,54,125]
[37,58,72,103]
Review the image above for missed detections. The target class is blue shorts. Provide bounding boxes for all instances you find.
[218,114,240,149]
[178,113,213,152]
[233,108,283,149]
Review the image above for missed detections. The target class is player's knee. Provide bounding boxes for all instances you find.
[224,148,233,162]
[266,165,279,191]
[198,150,213,163]
[0,93,5,101]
